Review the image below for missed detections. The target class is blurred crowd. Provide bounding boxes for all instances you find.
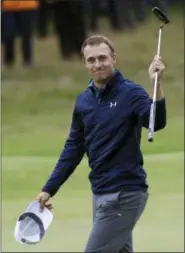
[1,0,181,68]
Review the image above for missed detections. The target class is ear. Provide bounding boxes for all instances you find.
[83,58,90,70]
[82,56,86,66]
[83,59,88,68]
[112,53,116,64]
[81,55,85,63]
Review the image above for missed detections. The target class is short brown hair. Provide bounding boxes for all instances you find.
[81,34,115,58]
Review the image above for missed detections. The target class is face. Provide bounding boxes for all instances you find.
[83,43,116,83]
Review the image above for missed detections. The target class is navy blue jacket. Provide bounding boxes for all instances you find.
[42,70,166,196]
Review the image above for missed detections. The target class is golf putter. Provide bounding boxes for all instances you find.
[148,7,170,142]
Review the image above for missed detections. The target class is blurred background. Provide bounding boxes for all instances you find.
[1,0,184,252]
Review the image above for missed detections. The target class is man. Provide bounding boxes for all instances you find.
[52,0,87,60]
[36,35,166,252]
[108,0,135,31]
[36,0,86,59]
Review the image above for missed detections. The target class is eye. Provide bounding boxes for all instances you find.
[87,57,95,63]
[99,55,107,61]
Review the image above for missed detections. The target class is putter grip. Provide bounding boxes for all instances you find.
[148,102,156,142]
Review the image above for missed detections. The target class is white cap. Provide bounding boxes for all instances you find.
[14,200,53,245]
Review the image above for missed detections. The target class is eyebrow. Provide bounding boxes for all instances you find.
[87,54,107,61]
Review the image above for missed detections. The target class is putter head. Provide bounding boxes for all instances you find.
[152,7,170,24]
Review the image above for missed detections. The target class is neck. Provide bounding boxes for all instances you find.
[94,82,106,89]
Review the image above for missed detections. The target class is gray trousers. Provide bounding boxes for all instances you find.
[84,190,148,253]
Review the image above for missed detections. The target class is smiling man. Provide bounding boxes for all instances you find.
[36,35,166,252]
[83,41,116,87]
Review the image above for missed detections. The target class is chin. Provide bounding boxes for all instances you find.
[94,74,109,83]
[95,78,106,83]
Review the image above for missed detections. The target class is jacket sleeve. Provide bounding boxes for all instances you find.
[130,84,167,131]
[42,100,85,197]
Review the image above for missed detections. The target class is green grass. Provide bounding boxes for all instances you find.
[2,6,184,253]
[2,153,184,252]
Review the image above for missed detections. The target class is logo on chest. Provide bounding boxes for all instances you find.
[110,102,117,108]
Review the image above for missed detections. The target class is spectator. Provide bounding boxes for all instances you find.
[52,0,87,60]
[36,0,53,38]
[131,0,148,23]
[36,0,87,60]
[85,0,100,32]
[108,0,135,31]
[1,0,39,68]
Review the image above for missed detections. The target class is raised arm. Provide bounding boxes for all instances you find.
[131,55,167,130]
[131,85,166,130]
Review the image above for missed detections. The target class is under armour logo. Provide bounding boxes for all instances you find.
[110,102,117,108]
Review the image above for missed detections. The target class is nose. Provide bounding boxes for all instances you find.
[94,59,101,68]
